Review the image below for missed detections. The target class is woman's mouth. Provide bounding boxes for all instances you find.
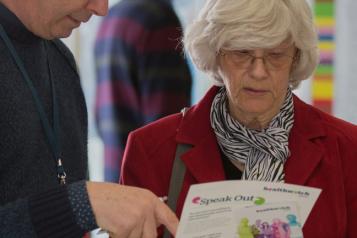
[244,87,268,95]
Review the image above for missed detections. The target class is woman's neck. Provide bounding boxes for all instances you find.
[228,103,282,131]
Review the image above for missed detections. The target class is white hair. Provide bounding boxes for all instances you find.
[184,0,319,89]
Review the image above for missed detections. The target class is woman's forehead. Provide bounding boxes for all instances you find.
[223,35,294,50]
[230,43,295,51]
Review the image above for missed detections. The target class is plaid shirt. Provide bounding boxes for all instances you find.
[95,0,192,182]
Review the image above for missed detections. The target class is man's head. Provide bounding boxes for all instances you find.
[0,0,108,39]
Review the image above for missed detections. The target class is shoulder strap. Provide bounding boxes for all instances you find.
[166,143,191,212]
[163,108,192,238]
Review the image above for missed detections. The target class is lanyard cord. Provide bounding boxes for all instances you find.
[0,23,66,185]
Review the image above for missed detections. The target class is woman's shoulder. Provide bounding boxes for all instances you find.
[130,112,184,142]
[321,112,357,141]
[142,112,183,129]
[306,102,357,143]
[294,95,357,143]
[124,111,189,159]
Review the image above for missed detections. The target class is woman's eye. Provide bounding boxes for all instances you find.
[268,52,284,58]
[236,50,250,55]
[233,51,252,58]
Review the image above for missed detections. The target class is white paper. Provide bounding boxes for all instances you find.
[176,180,321,238]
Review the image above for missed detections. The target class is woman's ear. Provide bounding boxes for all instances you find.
[289,49,300,77]
[292,49,301,67]
[288,49,300,88]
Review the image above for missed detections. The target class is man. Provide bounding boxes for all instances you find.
[95,0,192,182]
[0,0,178,237]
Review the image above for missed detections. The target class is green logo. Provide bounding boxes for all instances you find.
[254,196,265,205]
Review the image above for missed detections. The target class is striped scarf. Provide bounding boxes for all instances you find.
[210,87,294,182]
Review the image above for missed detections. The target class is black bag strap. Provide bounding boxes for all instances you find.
[163,108,192,238]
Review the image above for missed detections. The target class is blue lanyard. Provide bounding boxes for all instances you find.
[0,23,67,185]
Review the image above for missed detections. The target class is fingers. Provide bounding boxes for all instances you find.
[141,212,158,238]
[87,182,178,238]
[126,224,143,238]
[155,199,179,236]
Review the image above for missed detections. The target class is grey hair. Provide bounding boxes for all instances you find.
[183,0,319,89]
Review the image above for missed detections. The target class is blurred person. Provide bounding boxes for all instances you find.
[0,0,178,237]
[95,0,192,182]
[120,0,357,237]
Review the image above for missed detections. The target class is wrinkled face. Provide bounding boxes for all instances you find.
[17,0,108,39]
[218,42,297,123]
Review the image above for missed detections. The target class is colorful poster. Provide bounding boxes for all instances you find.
[313,0,335,113]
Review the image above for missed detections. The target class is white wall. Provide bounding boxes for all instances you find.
[334,0,357,123]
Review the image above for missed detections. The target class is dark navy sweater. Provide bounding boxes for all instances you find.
[0,3,91,237]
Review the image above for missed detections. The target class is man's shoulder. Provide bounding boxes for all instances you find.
[50,39,78,74]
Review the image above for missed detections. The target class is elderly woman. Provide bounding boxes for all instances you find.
[120,0,357,237]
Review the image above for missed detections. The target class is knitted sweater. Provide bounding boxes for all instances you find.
[0,3,89,237]
[95,0,192,182]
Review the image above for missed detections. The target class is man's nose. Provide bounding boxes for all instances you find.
[87,0,108,16]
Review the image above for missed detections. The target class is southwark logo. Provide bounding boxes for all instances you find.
[263,186,310,197]
[191,195,266,206]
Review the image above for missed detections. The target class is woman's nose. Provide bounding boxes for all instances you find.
[249,56,269,79]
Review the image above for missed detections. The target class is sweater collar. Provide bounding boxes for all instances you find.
[0,3,42,44]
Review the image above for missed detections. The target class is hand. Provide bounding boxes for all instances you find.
[86,182,178,238]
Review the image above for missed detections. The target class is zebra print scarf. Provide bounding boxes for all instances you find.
[210,87,294,182]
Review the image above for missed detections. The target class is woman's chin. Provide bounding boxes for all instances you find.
[239,101,274,115]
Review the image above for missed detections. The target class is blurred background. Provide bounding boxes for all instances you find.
[62,0,357,181]
[62,0,356,235]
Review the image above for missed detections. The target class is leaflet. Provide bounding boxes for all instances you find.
[234,202,304,238]
[176,180,321,238]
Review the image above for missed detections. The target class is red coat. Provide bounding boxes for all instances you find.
[120,86,357,238]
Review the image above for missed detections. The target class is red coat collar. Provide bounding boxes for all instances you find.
[175,86,327,186]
